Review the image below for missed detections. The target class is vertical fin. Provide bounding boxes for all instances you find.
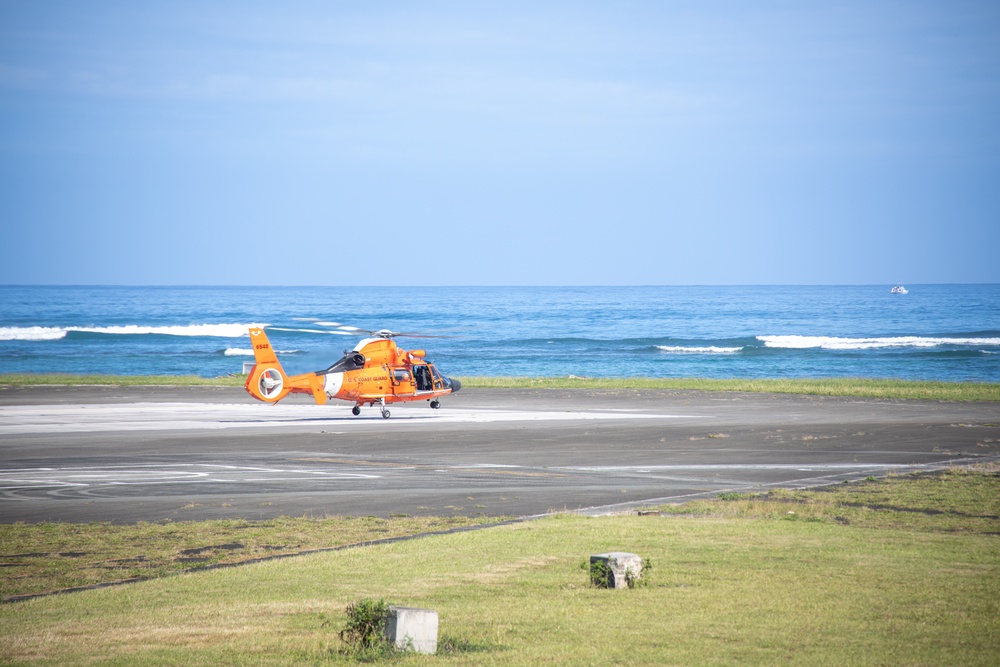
[249,327,280,366]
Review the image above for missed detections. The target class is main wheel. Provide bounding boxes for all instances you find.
[430,400,440,409]
[381,409,391,419]
[352,406,361,416]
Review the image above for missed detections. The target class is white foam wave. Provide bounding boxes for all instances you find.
[0,326,68,341]
[759,335,1000,351]
[0,323,268,341]
[657,345,742,354]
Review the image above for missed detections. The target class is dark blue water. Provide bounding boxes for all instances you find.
[1,285,998,381]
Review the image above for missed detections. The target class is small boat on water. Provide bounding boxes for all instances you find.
[891,284,909,294]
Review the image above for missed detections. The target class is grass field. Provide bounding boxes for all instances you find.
[3,373,999,401]
[1,467,997,666]
[0,516,509,602]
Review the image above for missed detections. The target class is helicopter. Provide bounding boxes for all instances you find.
[243,322,461,418]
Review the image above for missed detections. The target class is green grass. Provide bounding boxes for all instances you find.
[652,464,1000,532]
[0,515,507,602]
[1,468,997,666]
[458,376,1000,401]
[3,373,999,401]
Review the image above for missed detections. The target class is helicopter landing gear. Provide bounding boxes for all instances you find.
[430,400,441,409]
[352,400,391,418]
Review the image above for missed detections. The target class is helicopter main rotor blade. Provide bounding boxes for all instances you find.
[389,333,455,338]
[265,327,356,335]
[282,320,457,339]
[292,318,366,331]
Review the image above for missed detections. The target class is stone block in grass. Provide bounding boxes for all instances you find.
[384,606,439,654]
[590,552,643,589]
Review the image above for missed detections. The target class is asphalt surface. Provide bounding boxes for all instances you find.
[1,385,998,523]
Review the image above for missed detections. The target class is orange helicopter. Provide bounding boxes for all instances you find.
[244,322,461,418]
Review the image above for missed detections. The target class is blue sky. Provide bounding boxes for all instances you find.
[2,1,998,286]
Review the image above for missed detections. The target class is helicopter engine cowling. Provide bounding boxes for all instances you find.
[321,351,366,374]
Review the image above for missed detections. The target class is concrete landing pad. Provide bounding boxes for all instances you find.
[1,386,997,523]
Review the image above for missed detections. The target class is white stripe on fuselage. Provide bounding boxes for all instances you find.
[324,371,344,397]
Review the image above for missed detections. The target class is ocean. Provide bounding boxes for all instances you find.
[1,285,998,382]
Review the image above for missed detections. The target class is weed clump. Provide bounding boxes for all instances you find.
[337,598,403,662]
[589,558,613,588]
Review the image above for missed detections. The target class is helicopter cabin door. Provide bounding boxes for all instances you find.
[412,365,435,393]
[391,367,415,396]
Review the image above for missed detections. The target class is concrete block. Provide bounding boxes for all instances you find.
[590,552,643,589]
[384,606,438,654]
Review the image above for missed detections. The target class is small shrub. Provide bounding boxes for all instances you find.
[337,598,405,661]
[589,558,613,588]
[339,598,388,650]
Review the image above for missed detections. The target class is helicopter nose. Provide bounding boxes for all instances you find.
[448,377,462,392]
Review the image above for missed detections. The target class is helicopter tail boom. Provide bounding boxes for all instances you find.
[244,327,329,405]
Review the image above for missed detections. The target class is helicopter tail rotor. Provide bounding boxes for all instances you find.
[244,327,292,403]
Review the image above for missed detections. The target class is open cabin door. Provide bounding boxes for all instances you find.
[412,365,435,393]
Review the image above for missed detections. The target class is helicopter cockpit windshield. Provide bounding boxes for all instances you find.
[429,365,445,389]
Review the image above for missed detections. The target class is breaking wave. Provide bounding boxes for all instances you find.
[0,326,68,341]
[758,335,1000,351]
[0,323,268,341]
[656,345,743,354]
